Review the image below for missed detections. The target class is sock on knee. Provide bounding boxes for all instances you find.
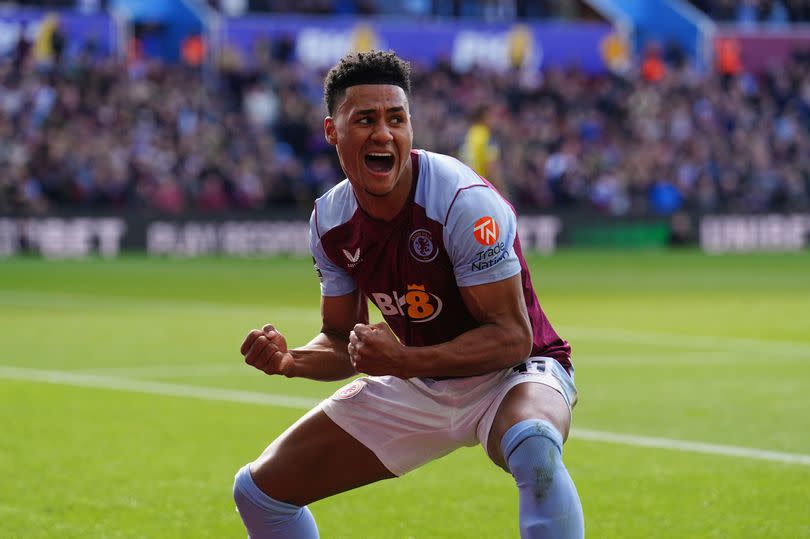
[501,420,584,539]
[232,464,319,539]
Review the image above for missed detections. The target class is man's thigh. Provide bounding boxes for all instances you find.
[249,406,396,507]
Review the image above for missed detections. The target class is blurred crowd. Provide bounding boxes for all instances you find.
[2,32,810,217]
[219,0,580,19]
[10,0,810,23]
[4,0,582,20]
[435,48,810,216]
[689,0,810,24]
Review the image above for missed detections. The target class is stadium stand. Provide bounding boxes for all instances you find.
[1,4,809,218]
[687,0,810,23]
[208,0,582,19]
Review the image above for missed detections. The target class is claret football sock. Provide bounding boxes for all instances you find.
[233,464,319,539]
[501,419,584,539]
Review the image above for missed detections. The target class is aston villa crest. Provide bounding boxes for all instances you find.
[409,229,438,262]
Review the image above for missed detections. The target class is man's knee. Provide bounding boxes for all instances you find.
[501,419,564,498]
[233,463,320,538]
[233,463,299,521]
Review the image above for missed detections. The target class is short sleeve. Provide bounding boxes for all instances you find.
[444,187,521,287]
[309,209,357,296]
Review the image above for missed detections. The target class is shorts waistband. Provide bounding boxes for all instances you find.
[513,357,573,379]
[512,358,548,373]
[428,357,569,382]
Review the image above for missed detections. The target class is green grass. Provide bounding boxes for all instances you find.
[1,251,809,538]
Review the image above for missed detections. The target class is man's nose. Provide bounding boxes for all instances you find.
[370,122,393,142]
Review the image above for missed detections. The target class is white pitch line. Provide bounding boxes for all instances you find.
[0,365,318,410]
[77,364,248,377]
[2,365,809,467]
[571,429,810,466]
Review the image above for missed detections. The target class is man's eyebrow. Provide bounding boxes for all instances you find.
[355,106,406,115]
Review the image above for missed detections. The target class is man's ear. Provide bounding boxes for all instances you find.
[324,117,337,145]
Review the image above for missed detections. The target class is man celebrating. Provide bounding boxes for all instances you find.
[234,50,583,538]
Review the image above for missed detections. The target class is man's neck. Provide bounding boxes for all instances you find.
[355,163,413,222]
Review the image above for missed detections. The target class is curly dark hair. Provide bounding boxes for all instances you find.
[323,50,411,115]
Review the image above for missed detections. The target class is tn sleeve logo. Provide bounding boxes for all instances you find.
[473,216,500,246]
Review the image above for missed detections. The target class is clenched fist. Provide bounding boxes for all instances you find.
[348,322,408,378]
[240,324,295,377]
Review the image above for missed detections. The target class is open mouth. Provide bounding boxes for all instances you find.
[364,153,395,174]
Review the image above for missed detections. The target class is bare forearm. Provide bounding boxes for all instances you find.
[288,332,357,381]
[401,322,531,379]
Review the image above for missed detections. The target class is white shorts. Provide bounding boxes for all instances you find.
[319,358,577,476]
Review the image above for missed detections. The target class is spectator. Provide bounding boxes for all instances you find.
[640,43,667,83]
[32,15,65,69]
[690,0,810,23]
[459,105,503,193]
[2,31,809,217]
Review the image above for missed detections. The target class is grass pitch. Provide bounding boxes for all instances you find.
[1,250,808,538]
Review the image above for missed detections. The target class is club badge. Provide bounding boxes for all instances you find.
[332,379,366,400]
[409,229,438,262]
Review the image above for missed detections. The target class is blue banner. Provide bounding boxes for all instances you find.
[0,8,117,59]
[586,0,713,70]
[221,16,613,73]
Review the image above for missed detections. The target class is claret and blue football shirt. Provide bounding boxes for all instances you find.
[310,150,571,371]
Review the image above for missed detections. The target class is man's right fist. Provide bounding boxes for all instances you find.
[240,324,295,376]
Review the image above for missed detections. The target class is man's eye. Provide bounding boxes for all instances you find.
[390,117,403,124]
[358,118,372,125]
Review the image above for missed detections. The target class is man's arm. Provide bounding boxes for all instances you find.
[348,273,532,379]
[241,289,368,381]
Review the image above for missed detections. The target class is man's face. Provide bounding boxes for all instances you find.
[325,84,413,199]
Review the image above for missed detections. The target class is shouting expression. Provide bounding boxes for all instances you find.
[325,84,414,219]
